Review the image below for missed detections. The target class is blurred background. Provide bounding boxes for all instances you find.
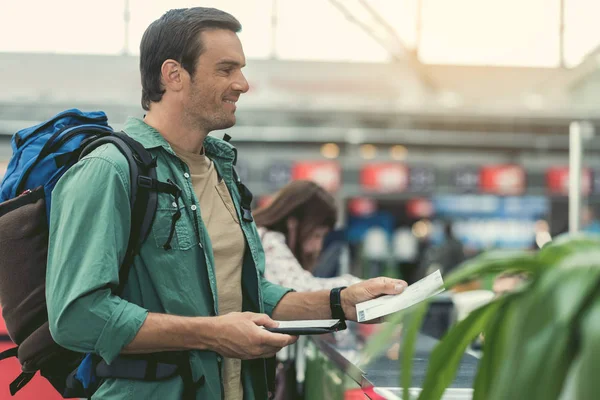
[2,1,600,399]
[3,0,600,290]
[4,0,597,283]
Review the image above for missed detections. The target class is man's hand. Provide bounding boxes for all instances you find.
[341,277,407,322]
[210,312,298,359]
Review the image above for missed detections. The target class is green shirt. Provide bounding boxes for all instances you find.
[46,117,292,399]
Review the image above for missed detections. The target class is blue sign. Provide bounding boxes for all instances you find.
[433,195,548,218]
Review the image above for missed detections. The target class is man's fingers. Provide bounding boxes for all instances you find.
[374,277,407,295]
[260,330,298,348]
[249,313,278,328]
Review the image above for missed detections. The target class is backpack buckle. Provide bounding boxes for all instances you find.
[138,176,154,189]
[242,207,253,222]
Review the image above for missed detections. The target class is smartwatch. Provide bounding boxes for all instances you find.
[330,286,347,322]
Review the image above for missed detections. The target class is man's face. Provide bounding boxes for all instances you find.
[183,29,249,132]
[301,226,330,271]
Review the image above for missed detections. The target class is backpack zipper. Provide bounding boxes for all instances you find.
[14,112,107,149]
[15,126,111,195]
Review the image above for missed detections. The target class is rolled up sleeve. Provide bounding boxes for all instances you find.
[260,276,294,317]
[46,148,148,364]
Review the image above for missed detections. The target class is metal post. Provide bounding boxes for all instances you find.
[122,0,131,56]
[559,0,565,67]
[569,121,582,233]
[270,0,278,59]
[415,0,423,59]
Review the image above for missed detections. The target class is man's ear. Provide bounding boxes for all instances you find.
[161,59,185,92]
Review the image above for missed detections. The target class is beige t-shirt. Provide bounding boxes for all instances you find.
[172,143,245,400]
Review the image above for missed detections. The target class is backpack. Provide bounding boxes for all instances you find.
[0,109,183,397]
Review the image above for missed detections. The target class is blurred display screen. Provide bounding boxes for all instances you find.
[433,195,548,218]
[430,194,548,249]
[453,166,480,193]
[348,197,377,217]
[265,162,292,190]
[546,166,592,195]
[291,161,341,192]
[408,166,436,193]
[360,163,408,193]
[480,164,526,195]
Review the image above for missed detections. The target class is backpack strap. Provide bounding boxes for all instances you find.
[91,352,202,400]
[232,164,254,223]
[0,347,36,396]
[78,132,180,295]
[9,371,36,396]
[0,346,18,361]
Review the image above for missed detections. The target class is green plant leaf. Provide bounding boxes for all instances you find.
[472,293,521,400]
[538,234,600,265]
[489,266,600,400]
[574,292,600,400]
[444,250,542,289]
[417,299,503,400]
[401,302,429,400]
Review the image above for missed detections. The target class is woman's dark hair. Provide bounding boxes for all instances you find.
[139,7,241,110]
[254,181,338,262]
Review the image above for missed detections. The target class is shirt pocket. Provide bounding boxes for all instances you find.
[151,195,196,251]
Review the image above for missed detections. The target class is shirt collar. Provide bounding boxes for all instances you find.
[123,117,238,165]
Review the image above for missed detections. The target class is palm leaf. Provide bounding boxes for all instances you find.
[362,233,600,400]
[489,264,600,400]
[416,300,503,400]
[472,293,521,399]
[537,234,600,264]
[400,302,429,400]
[443,250,541,289]
[573,286,600,400]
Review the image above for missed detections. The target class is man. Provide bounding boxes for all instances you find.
[46,7,406,400]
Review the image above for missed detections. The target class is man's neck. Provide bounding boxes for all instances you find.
[143,106,208,154]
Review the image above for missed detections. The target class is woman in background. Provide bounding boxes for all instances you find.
[254,180,360,291]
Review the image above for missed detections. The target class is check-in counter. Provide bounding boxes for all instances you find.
[305,320,479,400]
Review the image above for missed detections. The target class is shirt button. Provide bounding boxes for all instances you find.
[191,205,197,211]
[172,202,177,208]
[183,172,190,178]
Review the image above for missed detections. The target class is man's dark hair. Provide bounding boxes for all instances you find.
[139,7,241,110]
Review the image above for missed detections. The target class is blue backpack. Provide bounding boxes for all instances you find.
[0,109,184,397]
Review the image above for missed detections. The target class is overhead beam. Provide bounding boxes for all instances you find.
[328,0,437,91]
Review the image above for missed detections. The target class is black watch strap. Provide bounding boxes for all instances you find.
[330,287,347,321]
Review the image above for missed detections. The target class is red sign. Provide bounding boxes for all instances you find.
[348,198,377,217]
[360,163,408,193]
[291,161,341,192]
[407,198,434,218]
[480,165,526,195]
[546,167,592,195]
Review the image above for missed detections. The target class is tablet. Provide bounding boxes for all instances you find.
[265,319,346,335]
